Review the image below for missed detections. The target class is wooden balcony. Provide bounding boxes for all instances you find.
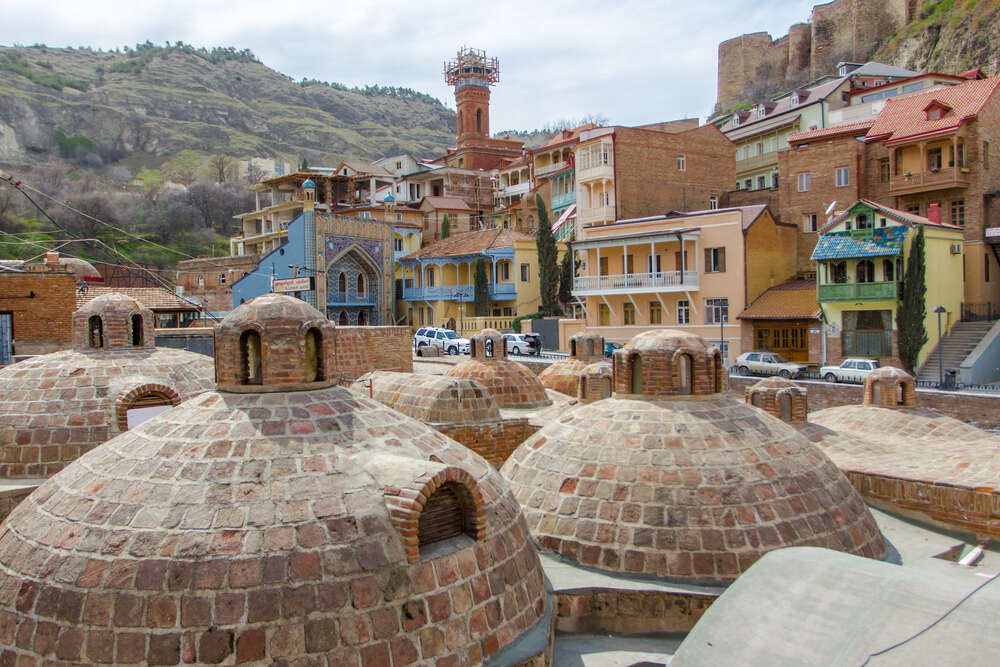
[888,166,971,195]
[818,281,899,302]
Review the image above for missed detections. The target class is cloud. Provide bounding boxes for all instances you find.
[0,0,817,131]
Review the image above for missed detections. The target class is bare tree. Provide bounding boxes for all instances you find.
[209,153,234,183]
[246,160,266,185]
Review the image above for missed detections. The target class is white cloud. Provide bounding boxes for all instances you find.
[1,0,817,131]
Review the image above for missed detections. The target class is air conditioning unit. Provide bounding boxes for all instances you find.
[950,243,962,255]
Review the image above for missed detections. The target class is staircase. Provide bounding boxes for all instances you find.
[916,320,996,383]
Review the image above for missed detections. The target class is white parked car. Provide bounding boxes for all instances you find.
[734,351,808,379]
[820,358,880,383]
[413,327,470,355]
[502,333,542,356]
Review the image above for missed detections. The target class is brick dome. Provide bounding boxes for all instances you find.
[746,377,808,423]
[0,294,214,479]
[501,332,886,584]
[577,361,613,403]
[612,329,727,397]
[215,294,335,393]
[863,366,916,408]
[539,333,605,395]
[350,371,501,425]
[0,299,548,665]
[445,329,551,409]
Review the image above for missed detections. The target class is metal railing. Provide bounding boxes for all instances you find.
[573,271,698,293]
[960,302,1000,322]
[728,367,1000,394]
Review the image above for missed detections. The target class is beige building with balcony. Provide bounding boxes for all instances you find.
[569,205,797,364]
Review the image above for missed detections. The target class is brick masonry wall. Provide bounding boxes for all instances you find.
[0,486,36,524]
[554,589,715,635]
[729,376,1000,429]
[0,273,76,355]
[332,326,413,381]
[438,420,540,469]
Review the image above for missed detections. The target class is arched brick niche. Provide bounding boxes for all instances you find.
[569,332,605,361]
[745,376,808,423]
[469,328,507,360]
[612,329,724,397]
[214,294,336,392]
[863,366,916,408]
[72,293,155,351]
[540,333,607,395]
[114,382,182,432]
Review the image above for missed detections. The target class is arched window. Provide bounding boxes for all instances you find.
[304,328,323,382]
[240,330,262,385]
[570,339,577,357]
[630,354,643,394]
[123,391,175,429]
[603,377,612,397]
[780,393,793,421]
[897,382,905,405]
[358,311,368,326]
[418,482,474,551]
[883,259,894,282]
[357,273,366,294]
[586,339,595,357]
[856,260,875,283]
[338,273,347,294]
[751,392,762,407]
[88,316,104,349]
[130,313,143,346]
[457,110,463,134]
[677,354,693,395]
[338,311,349,325]
[579,376,587,398]
[485,338,494,358]
[476,109,482,134]
[872,381,882,405]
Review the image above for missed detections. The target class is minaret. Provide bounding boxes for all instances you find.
[302,178,318,309]
[444,47,500,148]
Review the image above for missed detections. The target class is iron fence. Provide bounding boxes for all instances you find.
[728,368,1000,394]
[960,302,1000,322]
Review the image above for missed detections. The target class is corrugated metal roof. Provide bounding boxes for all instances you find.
[810,227,906,261]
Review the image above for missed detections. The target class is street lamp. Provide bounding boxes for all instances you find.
[933,305,946,386]
[453,289,468,334]
[720,312,727,368]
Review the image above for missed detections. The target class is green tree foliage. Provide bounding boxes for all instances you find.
[898,225,928,373]
[474,257,489,317]
[535,194,561,315]
[558,244,573,305]
[440,214,450,239]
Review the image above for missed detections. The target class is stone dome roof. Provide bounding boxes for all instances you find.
[501,394,886,583]
[73,292,156,351]
[612,328,727,398]
[0,308,547,666]
[578,361,613,403]
[538,357,590,395]
[445,328,551,409]
[746,377,808,423]
[863,366,916,408]
[59,256,103,281]
[349,371,501,425]
[624,328,711,354]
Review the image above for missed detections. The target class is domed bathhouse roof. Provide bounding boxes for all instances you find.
[538,332,606,396]
[501,329,886,584]
[0,293,214,485]
[0,294,549,665]
[445,328,551,409]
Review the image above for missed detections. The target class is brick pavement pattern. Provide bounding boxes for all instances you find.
[0,294,214,479]
[501,330,886,584]
[0,294,548,665]
[445,330,551,409]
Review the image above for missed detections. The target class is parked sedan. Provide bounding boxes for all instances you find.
[502,333,542,356]
[820,358,880,383]
[734,351,808,379]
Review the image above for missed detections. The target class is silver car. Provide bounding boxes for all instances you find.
[735,351,808,379]
[820,358,880,383]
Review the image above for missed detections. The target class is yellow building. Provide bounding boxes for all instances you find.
[812,199,964,369]
[399,228,563,334]
[567,206,797,364]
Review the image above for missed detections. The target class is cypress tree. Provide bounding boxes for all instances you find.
[441,213,450,239]
[558,244,573,306]
[535,194,560,315]
[897,225,927,373]
[473,257,489,317]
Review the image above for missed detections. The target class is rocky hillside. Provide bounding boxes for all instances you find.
[0,43,457,172]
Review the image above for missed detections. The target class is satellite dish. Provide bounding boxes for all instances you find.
[824,201,837,215]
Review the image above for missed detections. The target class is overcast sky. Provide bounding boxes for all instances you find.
[1,0,817,130]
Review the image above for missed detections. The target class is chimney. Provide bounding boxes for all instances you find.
[928,202,942,224]
[44,251,60,269]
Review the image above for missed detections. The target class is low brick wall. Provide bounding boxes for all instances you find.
[332,326,413,381]
[439,420,540,468]
[554,588,715,635]
[729,376,1000,429]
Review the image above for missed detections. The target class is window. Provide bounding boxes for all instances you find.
[677,300,690,325]
[842,310,892,357]
[599,303,610,326]
[987,254,991,283]
[757,175,766,190]
[835,167,849,187]
[599,257,609,276]
[623,302,635,325]
[830,261,847,283]
[396,213,403,222]
[906,204,920,215]
[744,179,752,190]
[883,259,894,282]
[928,147,942,171]
[804,214,818,233]
[649,301,662,324]
[879,158,890,182]
[771,169,779,189]
[503,307,513,316]
[520,263,530,282]
[418,482,475,554]
[705,247,727,273]
[239,330,262,385]
[709,196,718,210]
[856,260,875,283]
[427,268,435,287]
[790,92,800,106]
[88,316,104,349]
[304,328,324,382]
[476,109,482,133]
[755,141,763,156]
[219,272,227,285]
[130,314,143,346]
[500,262,510,281]
[855,214,873,230]
[623,254,634,275]
[951,200,965,227]
[197,275,204,287]
[927,108,942,121]
[674,251,689,271]
[797,173,810,192]
[705,298,728,324]
[677,154,686,171]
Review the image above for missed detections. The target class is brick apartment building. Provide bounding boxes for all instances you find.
[0,269,76,358]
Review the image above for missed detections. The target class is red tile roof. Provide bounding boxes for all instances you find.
[77,286,200,311]
[739,279,821,321]
[789,120,876,143]
[401,228,533,261]
[865,77,1000,144]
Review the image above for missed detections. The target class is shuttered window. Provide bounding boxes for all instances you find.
[418,483,471,547]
